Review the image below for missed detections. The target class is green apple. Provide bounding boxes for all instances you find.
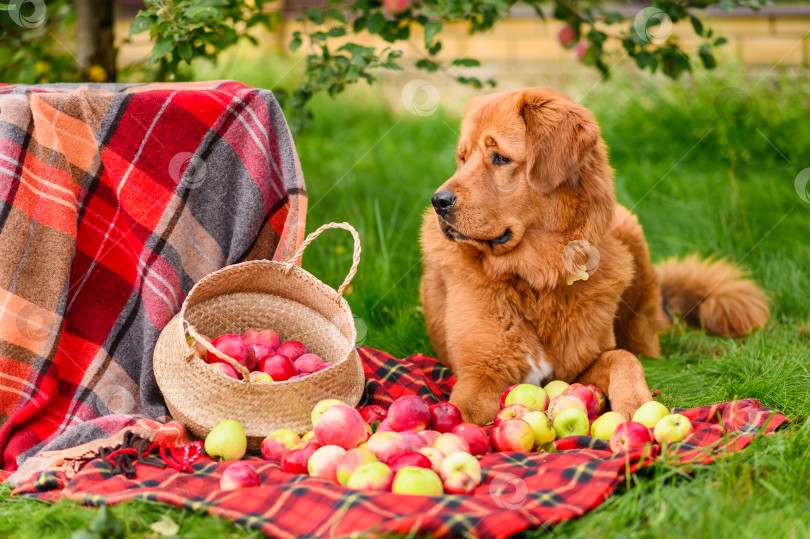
[543,380,570,400]
[310,398,345,425]
[522,411,556,447]
[653,413,694,445]
[392,466,444,495]
[336,447,378,485]
[552,407,589,439]
[347,462,393,491]
[504,384,550,412]
[590,411,626,440]
[205,419,247,461]
[632,401,670,428]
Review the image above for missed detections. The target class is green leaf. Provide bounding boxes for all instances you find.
[451,58,480,67]
[290,32,303,52]
[715,36,728,46]
[86,506,124,539]
[690,15,704,36]
[304,8,324,25]
[367,12,385,34]
[151,37,174,62]
[699,43,717,68]
[327,27,347,37]
[424,20,442,48]
[416,58,440,72]
[128,14,154,37]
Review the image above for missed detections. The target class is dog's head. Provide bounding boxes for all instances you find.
[431,88,614,258]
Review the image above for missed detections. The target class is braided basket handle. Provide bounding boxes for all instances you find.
[185,322,252,384]
[283,222,361,297]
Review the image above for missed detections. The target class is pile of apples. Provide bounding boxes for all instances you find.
[191,328,331,382]
[205,380,694,494]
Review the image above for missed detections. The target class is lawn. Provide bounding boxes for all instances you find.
[1,63,809,538]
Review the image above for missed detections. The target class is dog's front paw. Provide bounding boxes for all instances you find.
[449,386,501,426]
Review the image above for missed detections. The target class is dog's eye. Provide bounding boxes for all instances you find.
[491,152,512,165]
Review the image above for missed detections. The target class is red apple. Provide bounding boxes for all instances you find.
[576,42,589,62]
[375,418,393,432]
[220,462,260,491]
[548,394,587,420]
[308,445,347,481]
[494,404,531,427]
[433,433,471,456]
[418,430,442,447]
[390,451,432,473]
[439,451,482,485]
[313,404,367,449]
[417,447,444,473]
[388,396,430,432]
[443,470,476,494]
[491,419,534,452]
[257,353,296,382]
[242,328,281,367]
[366,432,412,464]
[429,402,463,433]
[276,340,309,361]
[558,24,577,49]
[281,441,320,474]
[294,353,324,374]
[451,423,490,456]
[360,404,388,426]
[563,384,599,419]
[585,384,606,414]
[210,362,240,379]
[609,421,653,453]
[400,430,428,451]
[207,334,254,369]
[500,384,519,408]
[382,0,409,15]
[313,363,331,373]
[260,428,300,461]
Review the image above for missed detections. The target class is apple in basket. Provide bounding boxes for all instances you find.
[220,461,261,491]
[249,371,273,383]
[294,353,324,374]
[429,402,463,433]
[207,334,255,369]
[257,353,296,381]
[313,404,368,449]
[276,340,309,361]
[242,328,281,367]
[387,396,431,432]
[210,362,241,380]
[392,466,444,496]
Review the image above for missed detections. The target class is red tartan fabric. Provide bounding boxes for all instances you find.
[0,82,306,471]
[13,347,787,538]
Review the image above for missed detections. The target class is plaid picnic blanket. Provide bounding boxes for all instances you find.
[13,348,787,538]
[0,81,306,472]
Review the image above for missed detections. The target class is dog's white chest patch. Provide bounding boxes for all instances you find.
[522,350,553,386]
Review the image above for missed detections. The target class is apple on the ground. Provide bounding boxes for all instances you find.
[491,419,534,452]
[302,430,315,442]
[548,394,587,420]
[281,441,321,474]
[504,384,550,412]
[451,423,490,456]
[522,411,556,447]
[654,413,694,445]
[388,396,431,432]
[392,466,444,495]
[307,445,347,481]
[632,401,670,428]
[257,353,296,381]
[359,404,388,426]
[417,447,444,473]
[562,384,599,419]
[418,430,442,447]
[311,399,345,425]
[336,447,378,485]
[494,404,531,427]
[585,384,607,415]
[543,380,570,400]
[500,384,519,408]
[590,411,626,441]
[390,451,433,472]
[260,428,300,461]
[433,432,471,456]
[438,451,482,484]
[552,407,590,439]
[609,421,653,453]
[375,418,393,432]
[443,470,477,495]
[366,432,412,464]
[313,404,368,449]
[400,430,428,451]
[276,340,309,361]
[347,462,394,491]
[205,419,247,461]
[207,334,255,369]
[220,462,260,491]
[429,402,463,433]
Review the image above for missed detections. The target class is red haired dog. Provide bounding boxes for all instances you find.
[420,88,769,425]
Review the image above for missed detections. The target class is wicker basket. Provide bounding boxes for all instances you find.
[153,222,365,450]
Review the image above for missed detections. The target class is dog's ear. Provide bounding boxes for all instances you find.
[520,90,600,194]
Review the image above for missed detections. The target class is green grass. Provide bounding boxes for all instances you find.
[2,62,810,537]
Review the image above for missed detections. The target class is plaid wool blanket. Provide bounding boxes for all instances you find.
[13,348,787,538]
[0,81,306,472]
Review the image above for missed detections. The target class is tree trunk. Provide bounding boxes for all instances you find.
[74,0,116,82]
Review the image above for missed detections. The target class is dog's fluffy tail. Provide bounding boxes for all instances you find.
[655,255,769,338]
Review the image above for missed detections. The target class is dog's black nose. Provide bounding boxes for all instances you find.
[431,190,457,216]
